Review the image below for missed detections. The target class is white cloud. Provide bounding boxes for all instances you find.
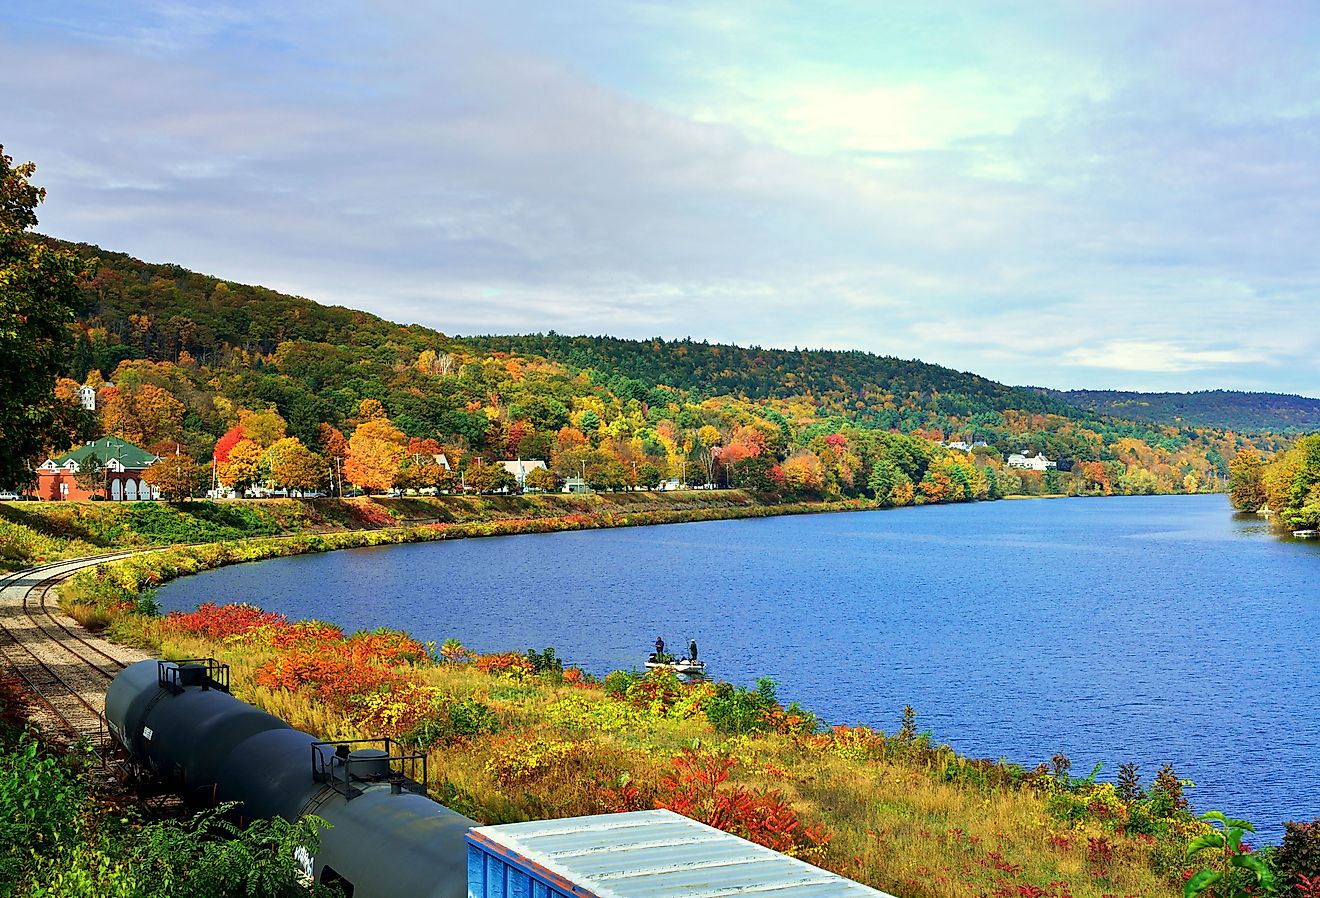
[1063,341,1259,374]
[2,0,1319,394]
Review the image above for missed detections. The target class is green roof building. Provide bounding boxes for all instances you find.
[36,437,161,501]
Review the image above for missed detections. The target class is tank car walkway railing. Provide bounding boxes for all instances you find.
[312,738,429,800]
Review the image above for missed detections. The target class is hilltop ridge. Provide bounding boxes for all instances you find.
[1041,388,1320,433]
[37,236,1286,501]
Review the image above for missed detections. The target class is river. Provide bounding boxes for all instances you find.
[158,493,1318,840]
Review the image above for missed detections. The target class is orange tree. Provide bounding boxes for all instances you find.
[345,418,407,493]
[142,454,201,499]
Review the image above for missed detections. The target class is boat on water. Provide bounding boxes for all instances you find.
[1293,529,1318,539]
[645,657,706,675]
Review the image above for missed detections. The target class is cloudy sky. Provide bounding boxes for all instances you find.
[4,1,1318,393]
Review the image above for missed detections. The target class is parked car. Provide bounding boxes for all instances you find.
[0,490,21,501]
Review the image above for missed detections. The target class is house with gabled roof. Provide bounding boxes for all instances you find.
[497,458,547,489]
[34,436,161,501]
[1006,451,1057,472]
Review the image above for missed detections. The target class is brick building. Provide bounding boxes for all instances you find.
[34,437,161,501]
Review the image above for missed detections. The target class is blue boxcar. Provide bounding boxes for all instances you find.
[466,809,894,898]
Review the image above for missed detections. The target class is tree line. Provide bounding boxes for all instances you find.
[1229,435,1320,529]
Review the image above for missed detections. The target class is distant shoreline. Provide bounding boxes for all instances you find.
[50,489,1227,627]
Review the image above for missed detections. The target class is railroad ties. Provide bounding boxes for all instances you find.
[0,554,150,749]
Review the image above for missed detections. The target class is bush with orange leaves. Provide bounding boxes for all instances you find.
[255,648,406,713]
[475,652,535,679]
[658,748,831,859]
[159,602,288,641]
[267,619,345,649]
[346,628,429,665]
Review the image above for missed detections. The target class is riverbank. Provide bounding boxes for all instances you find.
[91,597,1219,898]
[0,490,817,573]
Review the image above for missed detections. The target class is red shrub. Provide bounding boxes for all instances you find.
[160,602,288,640]
[657,749,830,858]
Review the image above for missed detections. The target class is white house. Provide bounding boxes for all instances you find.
[498,458,547,489]
[1006,452,1057,471]
[76,381,112,411]
[562,476,591,494]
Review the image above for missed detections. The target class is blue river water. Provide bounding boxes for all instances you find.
[158,493,1318,841]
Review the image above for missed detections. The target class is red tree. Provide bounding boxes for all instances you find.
[212,424,246,465]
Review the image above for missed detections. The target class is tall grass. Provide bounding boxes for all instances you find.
[102,607,1194,898]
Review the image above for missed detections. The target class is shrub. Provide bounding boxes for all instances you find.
[1275,819,1320,898]
[402,697,501,748]
[484,738,582,786]
[657,749,830,859]
[705,678,779,735]
[625,669,686,715]
[0,732,87,889]
[603,669,641,698]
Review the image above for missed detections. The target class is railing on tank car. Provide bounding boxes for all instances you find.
[157,658,230,694]
[311,737,428,800]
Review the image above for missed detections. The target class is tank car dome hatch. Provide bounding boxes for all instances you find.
[346,748,391,780]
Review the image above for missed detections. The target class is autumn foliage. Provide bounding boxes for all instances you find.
[658,749,830,858]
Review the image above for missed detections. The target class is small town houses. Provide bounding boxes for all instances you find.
[34,436,161,501]
[1005,451,1057,472]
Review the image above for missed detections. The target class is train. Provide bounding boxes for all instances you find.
[107,657,894,898]
[105,658,473,897]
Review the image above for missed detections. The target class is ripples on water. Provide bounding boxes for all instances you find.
[160,493,1318,841]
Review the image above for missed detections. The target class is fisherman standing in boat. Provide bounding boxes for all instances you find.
[689,639,698,662]
[655,636,666,660]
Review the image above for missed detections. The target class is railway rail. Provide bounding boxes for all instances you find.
[0,554,150,745]
[0,522,448,744]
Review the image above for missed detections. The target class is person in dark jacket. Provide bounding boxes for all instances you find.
[655,636,665,658]
[689,639,698,662]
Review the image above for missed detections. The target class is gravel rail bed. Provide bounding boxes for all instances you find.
[0,555,152,742]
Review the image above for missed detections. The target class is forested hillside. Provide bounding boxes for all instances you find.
[468,333,1079,421]
[1046,389,1320,433]
[33,237,1287,502]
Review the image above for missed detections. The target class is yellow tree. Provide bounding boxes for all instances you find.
[524,466,556,491]
[345,419,407,492]
[266,437,325,494]
[218,439,263,491]
[237,408,287,449]
[100,383,186,446]
[143,454,201,500]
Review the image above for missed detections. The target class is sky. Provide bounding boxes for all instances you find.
[3,1,1318,394]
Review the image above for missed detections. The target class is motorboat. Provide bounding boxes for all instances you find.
[645,655,706,676]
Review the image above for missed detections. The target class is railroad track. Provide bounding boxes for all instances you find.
[0,522,444,743]
[0,554,149,745]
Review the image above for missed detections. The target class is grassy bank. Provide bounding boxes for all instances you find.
[95,604,1242,898]
[0,490,812,573]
